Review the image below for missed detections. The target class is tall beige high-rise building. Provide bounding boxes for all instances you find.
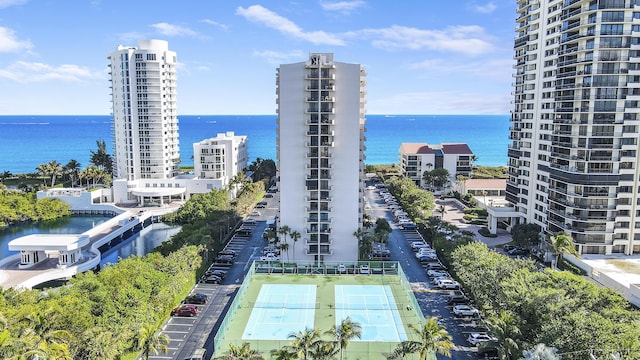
[276,53,367,263]
[508,0,640,255]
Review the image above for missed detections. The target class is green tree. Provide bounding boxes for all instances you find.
[0,170,12,183]
[216,342,264,360]
[133,319,169,359]
[326,317,362,360]
[550,233,578,269]
[521,344,559,360]
[290,230,301,262]
[64,159,81,187]
[270,346,297,360]
[387,341,416,359]
[288,328,322,360]
[510,223,541,249]
[309,340,338,360]
[401,317,454,359]
[89,139,113,174]
[423,168,449,189]
[481,311,521,360]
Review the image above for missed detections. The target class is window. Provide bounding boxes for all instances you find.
[146,54,156,61]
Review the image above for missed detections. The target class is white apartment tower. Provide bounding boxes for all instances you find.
[509,0,640,255]
[193,132,248,184]
[277,53,367,263]
[108,39,180,181]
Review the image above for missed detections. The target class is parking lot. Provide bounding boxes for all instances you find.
[365,185,496,359]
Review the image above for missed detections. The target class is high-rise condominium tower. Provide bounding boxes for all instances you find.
[277,53,367,263]
[509,0,640,255]
[108,39,180,181]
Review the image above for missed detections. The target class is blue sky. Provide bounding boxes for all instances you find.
[0,0,516,115]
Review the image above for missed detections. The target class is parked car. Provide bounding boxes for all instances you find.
[467,332,496,346]
[206,269,226,278]
[503,244,516,252]
[359,265,370,274]
[427,269,449,278]
[435,278,460,290]
[337,264,347,273]
[256,202,267,208]
[417,253,438,262]
[508,247,529,256]
[250,210,261,216]
[425,262,447,271]
[453,304,480,317]
[171,304,198,317]
[184,293,208,305]
[203,275,222,284]
[411,242,429,251]
[218,249,237,257]
[214,255,234,264]
[446,290,469,305]
[260,253,280,261]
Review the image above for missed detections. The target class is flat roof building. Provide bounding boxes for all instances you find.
[276,53,367,263]
[193,132,248,186]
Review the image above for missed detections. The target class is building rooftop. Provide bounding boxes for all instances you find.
[464,179,506,189]
[441,143,473,155]
[399,143,434,154]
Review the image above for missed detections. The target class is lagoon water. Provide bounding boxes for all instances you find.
[0,114,510,174]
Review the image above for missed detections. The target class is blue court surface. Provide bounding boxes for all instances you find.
[242,284,317,340]
[334,285,408,342]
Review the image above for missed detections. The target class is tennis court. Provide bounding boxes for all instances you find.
[335,285,408,342]
[242,284,317,340]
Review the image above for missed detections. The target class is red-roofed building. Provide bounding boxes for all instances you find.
[399,142,474,188]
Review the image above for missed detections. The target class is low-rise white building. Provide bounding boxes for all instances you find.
[399,142,474,188]
[193,132,248,186]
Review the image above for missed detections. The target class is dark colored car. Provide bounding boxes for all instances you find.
[446,290,470,305]
[171,304,198,317]
[184,293,208,304]
[508,248,529,256]
[203,275,222,284]
[206,269,226,278]
[218,250,237,257]
[503,244,516,252]
[214,255,234,264]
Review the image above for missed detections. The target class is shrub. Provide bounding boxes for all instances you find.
[478,227,498,238]
[558,257,587,276]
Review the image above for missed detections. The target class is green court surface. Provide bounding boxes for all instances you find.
[215,273,425,359]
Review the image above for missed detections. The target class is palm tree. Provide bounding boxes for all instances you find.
[387,341,416,360]
[288,328,322,360]
[278,225,291,260]
[90,139,113,174]
[309,340,339,360]
[270,346,297,360]
[216,342,264,360]
[550,233,579,269]
[279,242,290,262]
[36,163,49,186]
[481,311,521,360]
[290,230,301,262]
[326,317,362,360]
[402,317,454,360]
[45,160,63,187]
[354,228,370,260]
[0,170,11,183]
[133,323,169,360]
[65,159,81,187]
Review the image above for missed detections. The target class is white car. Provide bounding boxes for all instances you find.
[250,210,261,216]
[435,278,460,290]
[427,269,449,278]
[359,265,370,274]
[467,332,496,346]
[337,264,347,273]
[260,253,280,261]
[453,304,480,317]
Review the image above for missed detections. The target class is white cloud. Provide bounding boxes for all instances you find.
[320,0,365,14]
[0,0,26,9]
[369,90,511,115]
[472,1,497,14]
[117,31,148,43]
[352,25,494,56]
[0,61,103,82]
[253,49,304,64]
[150,22,198,37]
[201,19,229,31]
[0,26,33,53]
[236,5,345,46]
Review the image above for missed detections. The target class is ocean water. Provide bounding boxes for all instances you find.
[0,114,509,174]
